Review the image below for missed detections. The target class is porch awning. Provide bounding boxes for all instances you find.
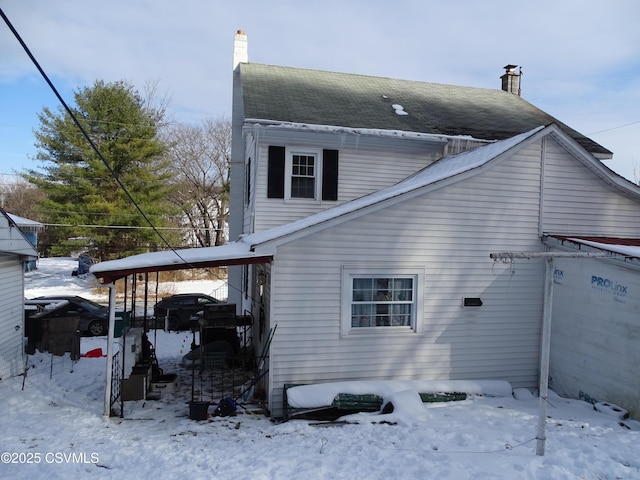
[89,241,272,284]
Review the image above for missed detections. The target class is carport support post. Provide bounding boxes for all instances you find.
[103,283,117,419]
[536,256,554,456]
[490,250,606,457]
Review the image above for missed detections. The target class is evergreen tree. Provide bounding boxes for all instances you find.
[22,80,179,259]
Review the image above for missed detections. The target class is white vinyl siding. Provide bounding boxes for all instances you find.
[251,133,444,233]
[266,142,545,416]
[542,137,640,237]
[0,256,25,380]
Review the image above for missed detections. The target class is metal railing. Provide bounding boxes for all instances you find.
[110,352,121,412]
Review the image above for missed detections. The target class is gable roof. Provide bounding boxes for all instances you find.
[238,63,611,159]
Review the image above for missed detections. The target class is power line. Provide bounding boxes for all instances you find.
[0,7,193,270]
[588,120,640,136]
[42,222,223,231]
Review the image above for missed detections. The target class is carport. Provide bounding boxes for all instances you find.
[89,242,272,418]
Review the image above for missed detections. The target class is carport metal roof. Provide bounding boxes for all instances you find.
[544,235,640,269]
[90,242,272,284]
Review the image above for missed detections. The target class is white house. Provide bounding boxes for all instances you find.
[0,209,38,380]
[92,32,640,418]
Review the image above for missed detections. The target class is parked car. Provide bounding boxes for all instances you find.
[26,295,114,336]
[153,293,221,330]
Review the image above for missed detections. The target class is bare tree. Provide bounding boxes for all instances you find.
[0,177,46,220]
[164,117,230,247]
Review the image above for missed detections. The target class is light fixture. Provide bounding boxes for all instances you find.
[257,271,267,286]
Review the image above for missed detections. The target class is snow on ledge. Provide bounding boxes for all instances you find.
[286,379,513,409]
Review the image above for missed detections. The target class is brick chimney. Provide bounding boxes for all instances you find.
[501,65,521,96]
[233,29,248,70]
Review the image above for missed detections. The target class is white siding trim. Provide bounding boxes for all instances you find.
[538,136,547,238]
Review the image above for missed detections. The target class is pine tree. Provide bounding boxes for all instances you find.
[22,80,179,259]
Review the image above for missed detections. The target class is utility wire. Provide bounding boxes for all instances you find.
[588,120,640,136]
[0,7,191,268]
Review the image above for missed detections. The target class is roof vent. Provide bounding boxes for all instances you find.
[501,65,522,96]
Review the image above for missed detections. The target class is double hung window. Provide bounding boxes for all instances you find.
[341,266,424,336]
[351,277,413,327]
[290,153,316,199]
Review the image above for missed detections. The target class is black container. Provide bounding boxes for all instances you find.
[188,401,210,420]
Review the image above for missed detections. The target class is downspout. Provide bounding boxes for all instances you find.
[103,283,117,419]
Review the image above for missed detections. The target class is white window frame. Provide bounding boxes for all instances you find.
[341,265,424,337]
[285,146,322,201]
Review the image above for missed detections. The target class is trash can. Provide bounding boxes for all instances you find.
[115,311,130,338]
[188,401,210,420]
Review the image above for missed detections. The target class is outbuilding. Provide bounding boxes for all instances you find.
[0,208,38,379]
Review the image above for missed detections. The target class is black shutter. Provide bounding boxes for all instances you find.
[322,149,339,201]
[267,146,285,198]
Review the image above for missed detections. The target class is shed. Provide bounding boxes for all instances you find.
[0,208,38,379]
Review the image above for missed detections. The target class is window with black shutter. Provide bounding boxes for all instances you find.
[245,158,251,204]
[322,149,339,201]
[267,145,339,201]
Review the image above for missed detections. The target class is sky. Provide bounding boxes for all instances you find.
[1,0,640,183]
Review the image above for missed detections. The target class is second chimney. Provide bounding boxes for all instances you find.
[501,65,521,96]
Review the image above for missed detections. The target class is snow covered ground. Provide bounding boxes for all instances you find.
[1,257,639,479]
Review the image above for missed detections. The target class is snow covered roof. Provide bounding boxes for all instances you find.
[7,213,43,230]
[90,242,271,283]
[239,63,612,158]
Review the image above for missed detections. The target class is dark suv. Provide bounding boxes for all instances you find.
[26,295,114,336]
[153,293,221,330]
